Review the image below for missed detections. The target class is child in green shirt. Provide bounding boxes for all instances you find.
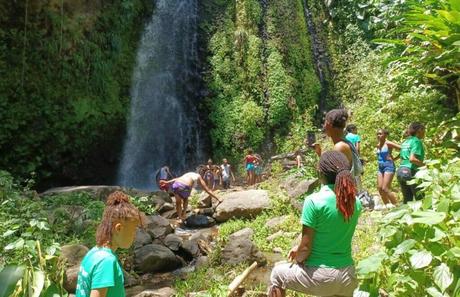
[76,191,144,297]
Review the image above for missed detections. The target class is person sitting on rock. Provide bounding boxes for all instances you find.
[160,172,221,222]
[268,151,361,297]
[76,191,144,297]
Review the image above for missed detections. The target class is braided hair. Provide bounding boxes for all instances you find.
[95,191,144,246]
[318,151,357,221]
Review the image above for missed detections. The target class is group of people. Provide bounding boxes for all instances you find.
[200,158,236,190]
[74,107,426,297]
[268,109,426,296]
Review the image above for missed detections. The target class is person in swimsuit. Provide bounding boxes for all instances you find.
[160,172,221,222]
[245,149,258,186]
[376,129,400,208]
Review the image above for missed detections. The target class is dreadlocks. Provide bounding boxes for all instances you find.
[95,191,144,246]
[319,151,357,221]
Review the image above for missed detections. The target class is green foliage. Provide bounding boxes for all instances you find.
[357,158,460,296]
[0,0,152,186]
[374,0,460,109]
[206,0,321,162]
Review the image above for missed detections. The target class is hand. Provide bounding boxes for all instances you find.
[288,246,298,262]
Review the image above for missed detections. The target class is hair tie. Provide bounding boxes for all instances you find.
[337,168,348,174]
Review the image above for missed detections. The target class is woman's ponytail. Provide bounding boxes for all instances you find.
[318,151,357,221]
[335,170,356,221]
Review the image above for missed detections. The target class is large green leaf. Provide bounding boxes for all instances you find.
[356,252,387,276]
[433,263,453,293]
[410,250,433,269]
[426,286,447,297]
[394,239,417,255]
[0,266,24,297]
[411,210,446,225]
[31,270,45,297]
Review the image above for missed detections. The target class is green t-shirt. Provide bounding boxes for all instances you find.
[400,136,425,171]
[76,247,125,297]
[301,184,362,268]
[345,133,361,147]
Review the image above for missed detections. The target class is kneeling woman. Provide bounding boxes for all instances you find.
[269,151,362,297]
[160,172,221,221]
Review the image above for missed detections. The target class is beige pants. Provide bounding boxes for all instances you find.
[269,262,358,297]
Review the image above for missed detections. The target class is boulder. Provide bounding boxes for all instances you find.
[60,244,89,266]
[184,215,216,228]
[221,228,266,266]
[194,208,214,217]
[163,234,183,251]
[214,190,270,222]
[195,256,209,269]
[160,209,177,219]
[124,270,140,287]
[145,215,174,239]
[133,287,176,297]
[286,179,319,199]
[181,239,200,258]
[266,230,284,242]
[198,192,212,208]
[134,244,182,273]
[265,216,289,230]
[134,229,152,249]
[158,203,175,214]
[63,265,79,293]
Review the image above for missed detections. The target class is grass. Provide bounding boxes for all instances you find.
[173,175,382,296]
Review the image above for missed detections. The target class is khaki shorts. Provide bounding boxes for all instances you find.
[269,262,358,297]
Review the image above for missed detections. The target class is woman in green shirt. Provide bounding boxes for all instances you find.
[396,122,425,203]
[268,151,361,297]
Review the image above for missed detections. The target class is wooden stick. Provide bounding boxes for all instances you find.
[227,261,258,296]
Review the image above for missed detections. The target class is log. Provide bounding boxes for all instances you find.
[227,261,258,296]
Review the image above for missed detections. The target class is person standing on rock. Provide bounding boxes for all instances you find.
[76,191,144,297]
[220,158,235,189]
[244,149,258,186]
[268,151,361,297]
[160,172,221,222]
[313,109,363,189]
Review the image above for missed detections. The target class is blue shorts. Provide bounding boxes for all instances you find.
[378,161,395,174]
[246,163,255,171]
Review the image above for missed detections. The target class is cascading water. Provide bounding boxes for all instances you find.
[118,0,205,190]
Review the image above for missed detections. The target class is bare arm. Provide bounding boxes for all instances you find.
[356,141,361,155]
[90,288,108,297]
[410,154,425,167]
[334,142,353,165]
[296,155,301,168]
[198,176,222,202]
[386,140,401,150]
[313,143,322,157]
[288,226,314,264]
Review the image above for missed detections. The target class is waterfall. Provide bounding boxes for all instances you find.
[118,0,205,190]
[302,0,332,117]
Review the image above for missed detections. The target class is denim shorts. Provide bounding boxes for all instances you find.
[378,161,395,174]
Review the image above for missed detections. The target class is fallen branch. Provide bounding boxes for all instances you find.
[227,261,258,296]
